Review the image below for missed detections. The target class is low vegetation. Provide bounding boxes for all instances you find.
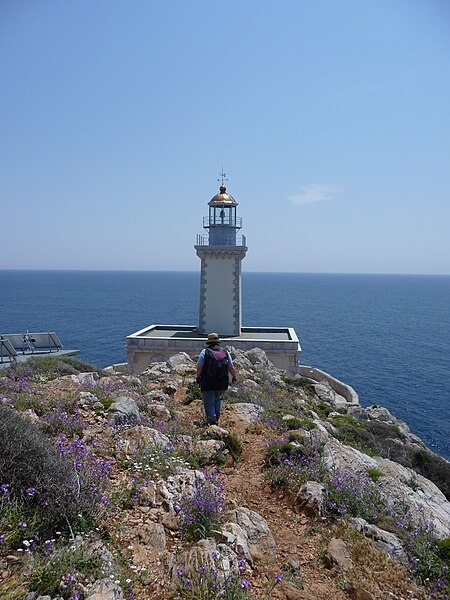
[1,355,450,599]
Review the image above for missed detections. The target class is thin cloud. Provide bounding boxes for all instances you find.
[288,184,340,206]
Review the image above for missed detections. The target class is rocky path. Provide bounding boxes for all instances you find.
[205,401,349,600]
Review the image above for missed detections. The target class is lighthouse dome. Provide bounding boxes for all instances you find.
[208,186,237,205]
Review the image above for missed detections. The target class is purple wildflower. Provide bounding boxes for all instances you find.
[174,469,226,541]
[1,483,11,501]
[241,578,252,589]
[61,572,76,589]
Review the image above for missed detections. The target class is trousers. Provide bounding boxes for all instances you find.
[201,390,223,424]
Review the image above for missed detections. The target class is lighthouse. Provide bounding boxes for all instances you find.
[195,181,247,337]
[127,175,300,376]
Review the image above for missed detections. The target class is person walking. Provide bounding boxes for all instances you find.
[196,333,237,425]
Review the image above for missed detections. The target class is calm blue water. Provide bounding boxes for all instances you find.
[1,271,449,460]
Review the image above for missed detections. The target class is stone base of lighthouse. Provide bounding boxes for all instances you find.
[126,324,301,376]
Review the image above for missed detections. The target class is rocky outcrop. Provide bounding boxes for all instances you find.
[114,425,171,460]
[231,402,264,424]
[227,506,276,557]
[86,579,124,600]
[374,457,450,538]
[172,538,239,583]
[295,481,326,516]
[350,518,407,562]
[108,396,141,425]
[324,538,353,571]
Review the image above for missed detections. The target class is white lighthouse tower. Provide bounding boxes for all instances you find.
[195,178,247,337]
[127,175,300,375]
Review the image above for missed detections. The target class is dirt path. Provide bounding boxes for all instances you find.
[218,404,349,600]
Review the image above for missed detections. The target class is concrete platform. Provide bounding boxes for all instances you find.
[127,324,301,375]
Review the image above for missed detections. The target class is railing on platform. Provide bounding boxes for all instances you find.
[203,216,243,228]
[196,234,247,247]
[0,337,18,363]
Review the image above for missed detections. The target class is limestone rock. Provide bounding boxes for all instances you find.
[166,352,196,370]
[314,379,334,401]
[242,379,259,388]
[137,480,158,507]
[324,538,353,571]
[99,375,123,387]
[144,390,170,404]
[148,403,172,421]
[163,381,179,395]
[21,409,40,425]
[238,369,255,380]
[159,468,204,507]
[232,403,264,424]
[175,434,194,454]
[226,347,254,371]
[121,375,142,386]
[90,540,116,567]
[204,425,230,440]
[114,425,171,459]
[314,378,358,410]
[144,522,166,553]
[74,372,99,386]
[349,518,407,562]
[246,347,272,368]
[195,439,227,462]
[108,396,140,425]
[227,506,276,555]
[142,362,171,379]
[172,539,238,583]
[79,391,99,407]
[160,511,179,531]
[174,386,188,403]
[295,481,325,517]
[219,522,253,563]
[374,456,450,539]
[323,436,379,472]
[86,578,124,600]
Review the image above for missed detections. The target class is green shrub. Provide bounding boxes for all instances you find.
[264,442,296,468]
[330,417,405,458]
[0,406,109,547]
[438,538,450,564]
[224,432,243,460]
[29,544,104,598]
[367,468,384,482]
[284,417,316,431]
[314,402,333,418]
[28,356,106,378]
[409,450,450,501]
[263,437,326,491]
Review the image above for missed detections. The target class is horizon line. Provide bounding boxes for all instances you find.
[1,268,449,277]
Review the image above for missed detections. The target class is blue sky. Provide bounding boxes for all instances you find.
[1,0,449,274]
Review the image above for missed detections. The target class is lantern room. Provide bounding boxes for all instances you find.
[204,185,242,246]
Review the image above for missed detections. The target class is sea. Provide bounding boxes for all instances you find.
[1,270,449,460]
